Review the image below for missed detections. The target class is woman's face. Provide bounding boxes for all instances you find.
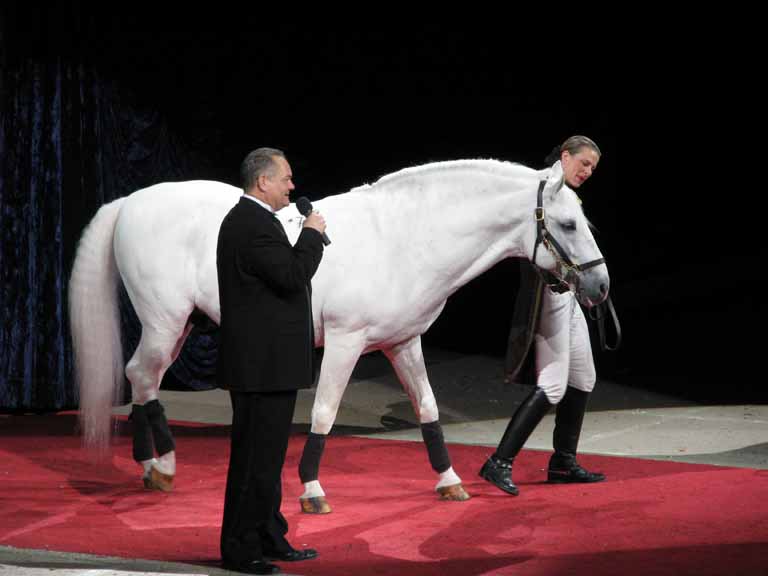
[561,146,600,188]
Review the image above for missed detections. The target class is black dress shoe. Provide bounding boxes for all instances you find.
[222,559,280,574]
[264,547,319,562]
[548,463,605,484]
[479,455,519,495]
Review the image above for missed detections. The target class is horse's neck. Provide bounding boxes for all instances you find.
[372,163,537,294]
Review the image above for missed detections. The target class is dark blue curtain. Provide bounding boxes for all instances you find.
[1,58,218,412]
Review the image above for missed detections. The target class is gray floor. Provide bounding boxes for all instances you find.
[3,348,767,575]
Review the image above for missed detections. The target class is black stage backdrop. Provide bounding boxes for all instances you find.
[1,7,760,411]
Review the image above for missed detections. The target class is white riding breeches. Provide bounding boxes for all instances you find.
[534,289,596,404]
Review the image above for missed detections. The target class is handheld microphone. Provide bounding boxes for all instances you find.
[296,197,331,246]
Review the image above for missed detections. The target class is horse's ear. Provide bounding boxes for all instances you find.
[546,160,565,194]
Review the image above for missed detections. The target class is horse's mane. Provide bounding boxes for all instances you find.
[345,159,593,227]
[349,159,533,194]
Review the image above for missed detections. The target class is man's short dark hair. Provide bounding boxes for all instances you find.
[240,148,285,192]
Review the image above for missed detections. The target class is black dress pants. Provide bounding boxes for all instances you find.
[220,389,298,564]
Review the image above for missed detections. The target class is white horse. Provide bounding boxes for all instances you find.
[69,159,609,506]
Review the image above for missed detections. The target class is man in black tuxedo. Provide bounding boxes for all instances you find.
[217,147,326,575]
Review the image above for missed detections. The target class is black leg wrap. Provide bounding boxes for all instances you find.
[130,403,154,462]
[299,432,326,483]
[420,420,451,474]
[145,399,175,457]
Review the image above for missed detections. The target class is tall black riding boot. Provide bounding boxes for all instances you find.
[479,387,551,495]
[548,387,605,483]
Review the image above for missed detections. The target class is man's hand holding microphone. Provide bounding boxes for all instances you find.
[297,197,330,246]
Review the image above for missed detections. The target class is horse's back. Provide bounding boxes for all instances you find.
[116,180,239,239]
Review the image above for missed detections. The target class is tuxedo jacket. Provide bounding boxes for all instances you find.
[216,196,324,393]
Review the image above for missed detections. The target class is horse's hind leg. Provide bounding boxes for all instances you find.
[126,322,192,491]
[383,336,470,501]
[298,330,366,513]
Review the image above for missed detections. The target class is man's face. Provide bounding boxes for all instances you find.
[260,156,295,211]
[561,147,600,189]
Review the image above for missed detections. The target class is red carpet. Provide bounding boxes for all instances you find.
[1,413,767,576]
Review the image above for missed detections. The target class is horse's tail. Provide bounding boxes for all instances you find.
[68,197,127,455]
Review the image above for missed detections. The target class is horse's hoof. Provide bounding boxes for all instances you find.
[300,496,332,514]
[437,483,470,501]
[143,466,174,492]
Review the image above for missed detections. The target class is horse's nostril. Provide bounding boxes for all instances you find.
[600,283,608,296]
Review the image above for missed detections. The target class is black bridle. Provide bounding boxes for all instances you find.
[531,179,621,351]
[531,180,605,289]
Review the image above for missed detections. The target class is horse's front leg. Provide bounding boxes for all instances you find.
[383,336,470,501]
[299,329,366,514]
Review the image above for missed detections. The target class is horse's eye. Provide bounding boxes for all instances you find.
[560,220,577,232]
